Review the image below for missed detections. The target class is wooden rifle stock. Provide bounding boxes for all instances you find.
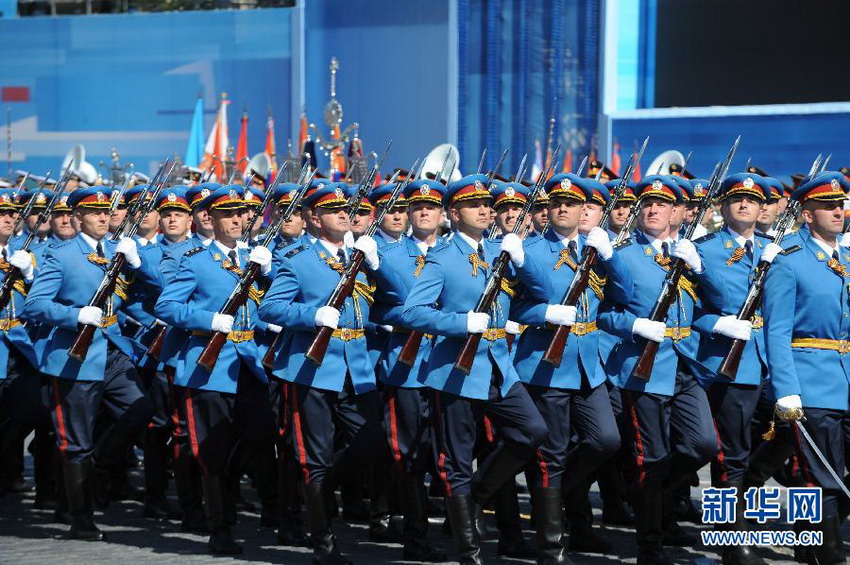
[631,264,682,381]
[398,330,425,367]
[197,261,261,372]
[68,254,127,362]
[717,264,769,380]
[305,253,365,366]
[146,325,167,361]
[542,247,598,367]
[262,332,280,370]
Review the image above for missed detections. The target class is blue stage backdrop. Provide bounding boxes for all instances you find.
[458,0,601,176]
[0,8,295,177]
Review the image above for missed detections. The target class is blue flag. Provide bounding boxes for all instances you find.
[184,97,204,168]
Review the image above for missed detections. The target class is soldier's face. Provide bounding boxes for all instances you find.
[193,209,214,234]
[638,197,673,236]
[495,203,523,234]
[669,203,686,229]
[50,211,76,240]
[722,195,763,227]
[579,203,603,234]
[802,201,845,237]
[449,199,492,234]
[75,208,110,239]
[408,202,442,234]
[109,206,127,232]
[684,204,699,224]
[244,207,263,237]
[531,205,548,232]
[548,197,582,232]
[777,196,789,216]
[315,207,350,240]
[210,208,245,241]
[757,201,779,227]
[301,206,321,236]
[349,209,372,236]
[609,202,631,232]
[380,206,408,238]
[139,210,159,232]
[0,210,15,239]
[159,209,191,239]
[279,208,305,238]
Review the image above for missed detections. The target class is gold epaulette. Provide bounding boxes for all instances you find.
[354,280,374,306]
[587,271,607,301]
[248,286,265,305]
[114,273,133,301]
[500,277,518,298]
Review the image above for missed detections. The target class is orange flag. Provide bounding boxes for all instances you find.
[200,93,230,181]
[611,141,621,176]
[235,110,249,175]
[562,149,573,173]
[298,112,309,154]
[264,112,277,176]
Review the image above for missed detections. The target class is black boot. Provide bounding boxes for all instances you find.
[633,487,672,565]
[565,483,612,554]
[32,423,57,509]
[172,440,207,534]
[368,464,396,542]
[719,480,764,565]
[598,459,634,526]
[533,486,572,564]
[400,475,446,562]
[202,474,242,555]
[471,446,530,507]
[303,482,353,564]
[810,512,845,565]
[143,428,175,519]
[661,489,695,546]
[277,456,309,547]
[445,494,483,565]
[52,454,70,524]
[494,479,535,558]
[64,460,105,541]
[255,449,280,528]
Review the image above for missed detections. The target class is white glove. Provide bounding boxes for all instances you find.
[249,245,273,275]
[380,324,394,332]
[505,320,521,335]
[775,395,804,421]
[760,242,783,264]
[267,323,282,334]
[211,313,234,333]
[116,237,141,269]
[235,240,249,249]
[544,304,577,326]
[314,306,341,329]
[632,318,666,343]
[466,311,490,334]
[585,227,614,261]
[713,315,752,341]
[77,306,104,327]
[343,230,355,249]
[9,250,33,282]
[353,235,380,270]
[672,239,702,272]
[500,233,525,268]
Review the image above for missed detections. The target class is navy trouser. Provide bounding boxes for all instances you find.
[430,380,547,497]
[49,348,153,463]
[383,385,431,476]
[288,376,384,485]
[793,407,849,517]
[183,364,276,475]
[707,380,763,485]
[620,366,717,492]
[0,347,41,430]
[525,380,620,490]
[139,367,171,430]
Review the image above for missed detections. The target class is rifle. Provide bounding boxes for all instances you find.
[238,172,267,242]
[453,146,560,375]
[193,164,312,371]
[542,137,649,367]
[68,158,176,362]
[631,136,740,381]
[716,153,821,379]
[0,170,69,313]
[304,159,418,366]
[12,172,51,237]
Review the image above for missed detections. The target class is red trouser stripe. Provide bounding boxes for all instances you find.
[387,390,404,471]
[290,390,310,484]
[184,389,208,475]
[624,391,646,488]
[51,377,68,459]
[712,418,728,483]
[165,368,181,460]
[536,449,549,488]
[433,391,451,496]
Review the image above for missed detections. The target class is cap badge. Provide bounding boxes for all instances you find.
[420,186,431,196]
[317,183,326,190]
[228,189,238,199]
[560,179,572,190]
[96,191,105,202]
[167,192,177,202]
[334,188,345,199]
[694,183,704,196]
[474,180,485,192]
[201,188,211,199]
[505,187,516,198]
[743,177,754,189]
[831,178,841,190]
[651,179,662,191]
[36,193,46,204]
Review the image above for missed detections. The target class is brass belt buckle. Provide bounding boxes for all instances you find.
[840,340,849,355]
[670,327,682,341]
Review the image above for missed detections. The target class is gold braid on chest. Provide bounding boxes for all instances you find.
[828,258,849,278]
[468,253,489,277]
[554,249,578,271]
[726,247,746,266]
[221,260,265,304]
[652,254,698,301]
[414,255,426,277]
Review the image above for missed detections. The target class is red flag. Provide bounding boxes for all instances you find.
[200,93,230,181]
[298,112,308,154]
[562,149,573,173]
[632,154,642,182]
[330,124,346,181]
[235,110,249,175]
[611,142,621,176]
[264,112,277,176]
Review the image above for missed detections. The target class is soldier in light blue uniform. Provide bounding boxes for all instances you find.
[12,188,53,253]
[371,181,408,247]
[258,181,402,565]
[24,185,153,542]
[510,173,633,560]
[400,174,549,564]
[155,185,277,555]
[762,172,850,564]
[690,173,783,564]
[605,179,637,240]
[597,175,729,565]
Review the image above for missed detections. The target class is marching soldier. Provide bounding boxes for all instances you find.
[155,185,277,555]
[597,175,728,565]
[762,171,850,564]
[371,182,408,246]
[400,174,549,564]
[24,185,154,541]
[258,182,401,564]
[605,179,637,238]
[510,173,633,560]
[578,181,609,234]
[691,173,782,564]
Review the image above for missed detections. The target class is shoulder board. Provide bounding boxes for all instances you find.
[284,245,307,259]
[693,233,716,244]
[429,241,451,255]
[754,231,774,241]
[51,239,74,250]
[612,238,633,250]
[780,245,801,255]
[183,246,205,258]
